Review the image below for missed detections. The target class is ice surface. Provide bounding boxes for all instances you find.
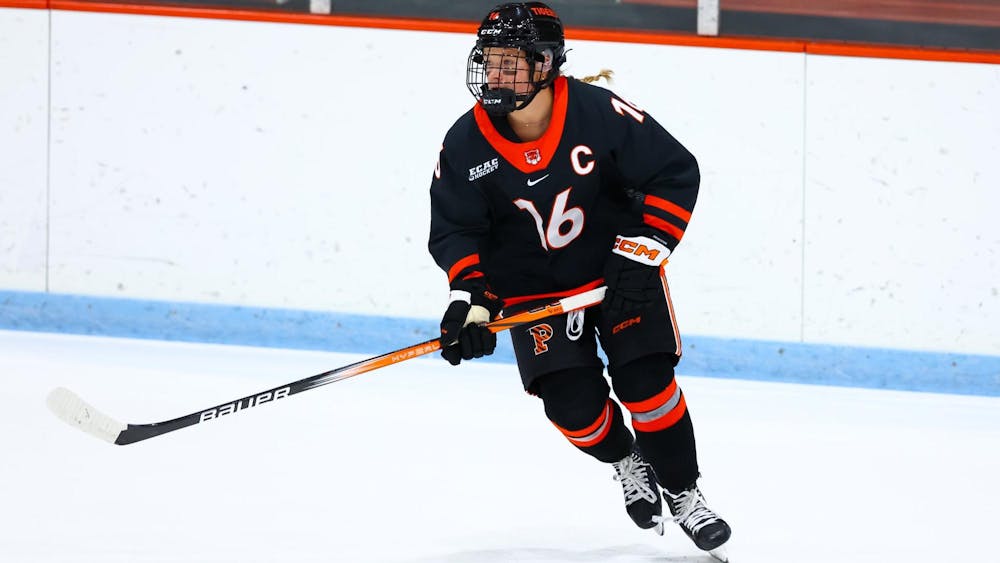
[2,329,998,563]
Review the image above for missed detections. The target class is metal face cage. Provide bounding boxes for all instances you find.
[466,45,547,116]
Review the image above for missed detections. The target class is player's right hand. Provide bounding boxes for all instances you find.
[602,230,672,314]
[439,281,503,366]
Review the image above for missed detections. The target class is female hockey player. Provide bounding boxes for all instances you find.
[428,3,731,559]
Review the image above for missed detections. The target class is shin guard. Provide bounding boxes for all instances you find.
[534,367,633,463]
[610,353,699,492]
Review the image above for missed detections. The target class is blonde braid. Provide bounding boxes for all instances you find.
[578,69,614,84]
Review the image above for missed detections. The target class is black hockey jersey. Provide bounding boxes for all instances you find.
[429,76,699,305]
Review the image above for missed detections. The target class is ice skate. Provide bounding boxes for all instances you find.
[662,483,731,561]
[612,447,664,534]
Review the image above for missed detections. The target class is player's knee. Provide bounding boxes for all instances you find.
[609,353,675,401]
[610,353,688,433]
[535,366,609,431]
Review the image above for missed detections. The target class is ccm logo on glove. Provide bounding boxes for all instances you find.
[612,235,671,266]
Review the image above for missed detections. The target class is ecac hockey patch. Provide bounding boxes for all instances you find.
[469,157,499,181]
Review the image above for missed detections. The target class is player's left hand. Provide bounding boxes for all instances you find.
[439,280,503,365]
[602,230,672,314]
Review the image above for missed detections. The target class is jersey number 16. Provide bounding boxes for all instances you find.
[514,187,584,250]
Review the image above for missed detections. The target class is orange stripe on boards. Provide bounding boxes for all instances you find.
[632,394,687,433]
[645,194,692,223]
[6,1,991,65]
[0,0,48,7]
[643,213,685,241]
[571,26,1000,65]
[807,42,1000,65]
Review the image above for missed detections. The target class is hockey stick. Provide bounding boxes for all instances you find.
[46,286,606,446]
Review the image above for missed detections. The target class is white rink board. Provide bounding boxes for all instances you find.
[0,8,989,357]
[567,41,806,342]
[48,12,464,314]
[47,11,806,338]
[0,8,48,291]
[804,55,1000,354]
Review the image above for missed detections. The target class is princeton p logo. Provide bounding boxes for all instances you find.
[528,323,554,355]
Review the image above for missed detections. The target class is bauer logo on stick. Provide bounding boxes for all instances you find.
[199,387,291,422]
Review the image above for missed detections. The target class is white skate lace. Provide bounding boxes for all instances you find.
[613,455,658,506]
[664,488,720,535]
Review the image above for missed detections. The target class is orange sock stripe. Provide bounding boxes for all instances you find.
[567,414,613,447]
[552,400,614,447]
[552,400,610,438]
[621,379,677,413]
[631,394,688,433]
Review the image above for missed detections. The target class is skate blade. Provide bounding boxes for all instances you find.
[708,545,729,562]
[653,521,664,536]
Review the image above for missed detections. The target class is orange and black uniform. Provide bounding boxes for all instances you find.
[430,75,697,300]
[428,75,701,492]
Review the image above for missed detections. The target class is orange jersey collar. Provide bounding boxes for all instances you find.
[473,76,569,174]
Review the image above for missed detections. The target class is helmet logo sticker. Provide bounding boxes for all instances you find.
[530,6,558,17]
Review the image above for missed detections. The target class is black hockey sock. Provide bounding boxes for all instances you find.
[536,367,634,463]
[635,410,699,493]
[610,353,700,491]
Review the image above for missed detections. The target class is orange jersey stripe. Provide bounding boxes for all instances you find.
[643,213,685,241]
[644,194,692,223]
[447,253,480,283]
[462,271,485,281]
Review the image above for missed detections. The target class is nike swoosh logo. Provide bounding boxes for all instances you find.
[526,174,550,187]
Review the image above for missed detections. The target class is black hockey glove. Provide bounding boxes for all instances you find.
[439,280,503,366]
[602,230,672,314]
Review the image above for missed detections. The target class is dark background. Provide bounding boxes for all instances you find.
[109,0,1000,52]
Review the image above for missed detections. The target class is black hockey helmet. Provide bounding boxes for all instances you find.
[466,2,567,116]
